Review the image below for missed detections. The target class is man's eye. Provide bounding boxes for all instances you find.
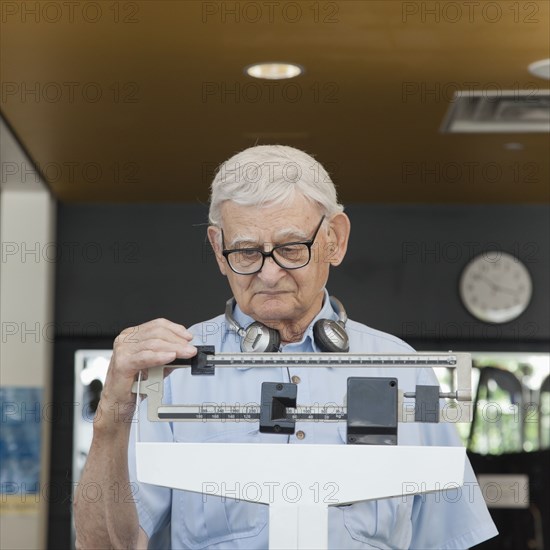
[277,245,305,259]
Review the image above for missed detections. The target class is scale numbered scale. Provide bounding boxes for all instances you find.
[132,349,473,549]
[162,404,347,422]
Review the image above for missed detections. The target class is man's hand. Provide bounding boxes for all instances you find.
[75,318,195,547]
[98,318,197,427]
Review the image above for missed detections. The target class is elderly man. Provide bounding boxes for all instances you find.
[74,145,497,549]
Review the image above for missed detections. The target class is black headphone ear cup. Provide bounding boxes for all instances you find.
[313,320,350,353]
[241,322,281,353]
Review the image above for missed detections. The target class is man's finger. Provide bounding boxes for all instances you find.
[128,337,197,359]
[127,326,194,346]
[138,318,194,341]
[131,349,177,369]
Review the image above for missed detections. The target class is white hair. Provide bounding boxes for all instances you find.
[208,145,344,226]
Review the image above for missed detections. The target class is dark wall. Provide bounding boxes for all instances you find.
[55,203,550,349]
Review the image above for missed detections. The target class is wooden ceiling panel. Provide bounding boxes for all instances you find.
[1,0,548,203]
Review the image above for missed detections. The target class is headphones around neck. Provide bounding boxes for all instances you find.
[225,296,350,353]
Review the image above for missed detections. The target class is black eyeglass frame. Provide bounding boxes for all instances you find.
[221,215,326,275]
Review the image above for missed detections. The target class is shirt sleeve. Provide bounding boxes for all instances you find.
[127,378,174,540]
[408,368,499,549]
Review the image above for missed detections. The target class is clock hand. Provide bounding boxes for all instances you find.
[477,274,518,295]
[494,285,520,295]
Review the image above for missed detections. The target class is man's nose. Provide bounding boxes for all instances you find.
[257,255,285,284]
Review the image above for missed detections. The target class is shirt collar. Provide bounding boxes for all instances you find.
[231,289,338,369]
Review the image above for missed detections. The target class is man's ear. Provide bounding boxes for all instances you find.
[326,212,351,266]
[207,226,227,276]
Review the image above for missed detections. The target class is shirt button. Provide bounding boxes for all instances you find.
[296,430,306,440]
[291,375,301,384]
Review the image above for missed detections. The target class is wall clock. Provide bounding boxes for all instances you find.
[459,252,532,323]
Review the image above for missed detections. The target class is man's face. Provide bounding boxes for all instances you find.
[207,195,350,339]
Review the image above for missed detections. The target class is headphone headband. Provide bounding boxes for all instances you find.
[328,296,348,327]
[225,298,246,337]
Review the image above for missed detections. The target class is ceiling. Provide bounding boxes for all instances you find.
[1,0,549,204]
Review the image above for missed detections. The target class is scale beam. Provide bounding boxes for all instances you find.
[131,349,472,424]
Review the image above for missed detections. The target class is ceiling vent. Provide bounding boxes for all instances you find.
[441,89,550,133]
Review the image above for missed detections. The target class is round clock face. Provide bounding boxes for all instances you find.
[459,252,532,323]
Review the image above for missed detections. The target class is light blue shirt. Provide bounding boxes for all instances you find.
[128,292,498,549]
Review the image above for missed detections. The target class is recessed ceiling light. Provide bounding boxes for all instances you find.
[245,63,303,80]
[528,59,550,80]
[503,142,524,151]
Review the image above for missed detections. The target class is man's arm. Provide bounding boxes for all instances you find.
[74,411,142,548]
[73,319,197,548]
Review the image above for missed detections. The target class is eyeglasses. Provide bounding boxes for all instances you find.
[221,216,326,275]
